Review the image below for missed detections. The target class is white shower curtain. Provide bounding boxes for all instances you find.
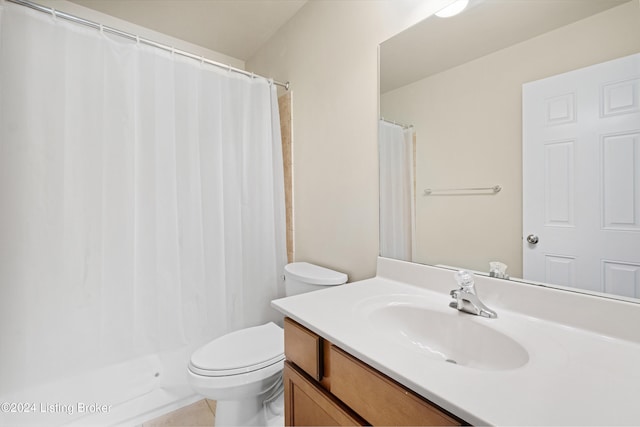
[378,120,415,262]
[0,1,286,401]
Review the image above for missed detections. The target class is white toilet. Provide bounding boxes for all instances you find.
[187,262,348,426]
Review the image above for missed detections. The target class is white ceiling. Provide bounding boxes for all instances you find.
[380,0,630,93]
[68,0,307,61]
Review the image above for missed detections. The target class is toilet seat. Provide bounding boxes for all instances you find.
[189,322,284,377]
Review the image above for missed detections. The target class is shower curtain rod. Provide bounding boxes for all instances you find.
[380,117,413,129]
[7,0,290,91]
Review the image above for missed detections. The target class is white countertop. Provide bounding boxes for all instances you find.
[272,258,640,426]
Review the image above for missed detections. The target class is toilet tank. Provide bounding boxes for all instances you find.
[284,262,348,296]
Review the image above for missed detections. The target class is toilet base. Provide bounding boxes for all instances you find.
[214,389,284,426]
[215,397,264,426]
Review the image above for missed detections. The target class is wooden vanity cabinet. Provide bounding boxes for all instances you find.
[283,317,463,426]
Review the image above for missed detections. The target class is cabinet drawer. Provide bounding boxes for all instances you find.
[330,346,461,426]
[284,318,322,380]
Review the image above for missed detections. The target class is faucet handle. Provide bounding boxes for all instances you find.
[455,270,475,290]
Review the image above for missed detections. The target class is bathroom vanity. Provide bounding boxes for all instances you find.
[283,317,462,426]
[272,257,640,426]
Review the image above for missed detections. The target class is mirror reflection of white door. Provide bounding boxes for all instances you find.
[523,53,640,298]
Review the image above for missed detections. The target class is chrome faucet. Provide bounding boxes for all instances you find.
[449,270,497,318]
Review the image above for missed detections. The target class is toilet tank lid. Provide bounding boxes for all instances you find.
[284,262,348,285]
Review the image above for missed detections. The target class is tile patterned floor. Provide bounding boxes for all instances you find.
[142,399,216,427]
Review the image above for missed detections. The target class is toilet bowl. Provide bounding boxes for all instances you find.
[187,322,285,426]
[187,262,347,426]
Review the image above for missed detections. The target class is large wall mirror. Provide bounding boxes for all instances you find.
[379,0,640,301]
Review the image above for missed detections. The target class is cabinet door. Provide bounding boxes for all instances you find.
[284,362,365,426]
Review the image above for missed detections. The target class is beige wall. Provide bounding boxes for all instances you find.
[247,0,453,281]
[36,0,244,69]
[381,2,640,277]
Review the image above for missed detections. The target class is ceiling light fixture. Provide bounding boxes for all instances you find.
[435,0,469,18]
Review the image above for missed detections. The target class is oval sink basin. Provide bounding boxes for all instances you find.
[361,299,529,371]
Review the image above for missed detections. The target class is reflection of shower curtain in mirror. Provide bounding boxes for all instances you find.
[378,121,415,262]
